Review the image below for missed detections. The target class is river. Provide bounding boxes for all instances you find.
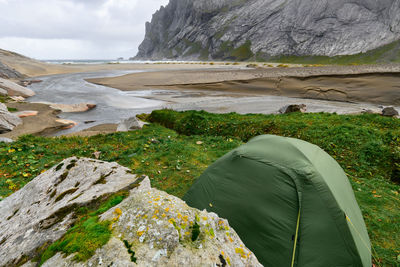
[27,69,386,135]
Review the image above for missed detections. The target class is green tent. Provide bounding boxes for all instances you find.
[184,135,371,267]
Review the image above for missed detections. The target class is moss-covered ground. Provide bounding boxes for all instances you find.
[0,110,399,266]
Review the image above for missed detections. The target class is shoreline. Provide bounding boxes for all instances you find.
[0,102,76,139]
[2,62,400,139]
[87,64,400,106]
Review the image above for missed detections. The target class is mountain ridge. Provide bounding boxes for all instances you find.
[136,0,400,62]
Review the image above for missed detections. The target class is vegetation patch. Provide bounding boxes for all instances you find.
[38,193,128,265]
[183,39,204,57]
[231,40,254,61]
[66,160,77,170]
[54,188,78,202]
[191,220,201,242]
[93,171,113,185]
[268,40,400,65]
[215,40,254,61]
[148,109,400,266]
[55,163,64,171]
[1,113,399,265]
[123,240,137,263]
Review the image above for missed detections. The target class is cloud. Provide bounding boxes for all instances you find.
[0,0,169,59]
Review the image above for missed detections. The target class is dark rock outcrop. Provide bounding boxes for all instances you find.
[382,106,399,117]
[279,104,307,114]
[136,0,400,61]
[0,62,23,79]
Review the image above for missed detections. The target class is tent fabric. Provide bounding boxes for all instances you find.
[183,135,371,267]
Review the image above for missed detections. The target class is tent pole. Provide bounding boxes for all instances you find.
[291,210,301,267]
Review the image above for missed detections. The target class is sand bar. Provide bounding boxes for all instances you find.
[89,64,400,105]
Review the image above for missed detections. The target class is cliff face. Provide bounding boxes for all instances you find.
[136,0,400,61]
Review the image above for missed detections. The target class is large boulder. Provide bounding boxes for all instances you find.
[0,157,261,267]
[279,104,307,114]
[117,117,148,132]
[0,157,140,267]
[0,102,22,133]
[0,78,35,98]
[0,137,13,143]
[40,177,261,267]
[49,103,97,113]
[382,106,399,117]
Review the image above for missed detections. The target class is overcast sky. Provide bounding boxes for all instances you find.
[0,0,169,59]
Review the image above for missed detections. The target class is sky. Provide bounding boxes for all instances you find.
[0,0,169,60]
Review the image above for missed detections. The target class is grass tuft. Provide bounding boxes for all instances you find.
[38,193,127,265]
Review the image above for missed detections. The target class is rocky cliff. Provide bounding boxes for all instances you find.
[136,0,400,61]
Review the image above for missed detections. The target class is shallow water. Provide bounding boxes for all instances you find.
[28,70,164,134]
[27,69,394,135]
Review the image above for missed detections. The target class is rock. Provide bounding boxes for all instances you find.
[117,117,147,132]
[55,119,78,129]
[0,137,13,143]
[3,158,261,267]
[40,176,261,267]
[361,108,381,114]
[136,0,400,61]
[19,79,42,87]
[49,103,97,113]
[93,151,101,159]
[279,104,307,114]
[382,107,399,117]
[0,102,22,133]
[0,157,140,267]
[9,96,25,102]
[0,61,23,79]
[14,110,39,118]
[0,78,35,97]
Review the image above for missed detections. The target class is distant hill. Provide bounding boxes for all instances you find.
[136,0,400,63]
[0,49,65,77]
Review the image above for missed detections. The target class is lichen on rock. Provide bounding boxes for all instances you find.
[1,157,260,267]
[38,176,261,266]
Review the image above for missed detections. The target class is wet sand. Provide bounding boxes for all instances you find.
[89,64,400,105]
[0,102,74,139]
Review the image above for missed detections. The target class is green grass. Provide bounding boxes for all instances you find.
[0,95,9,103]
[1,111,399,265]
[231,40,254,61]
[147,110,400,266]
[7,107,17,112]
[38,194,127,265]
[268,40,400,65]
[0,124,241,198]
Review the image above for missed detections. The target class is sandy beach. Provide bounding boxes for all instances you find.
[89,64,400,105]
